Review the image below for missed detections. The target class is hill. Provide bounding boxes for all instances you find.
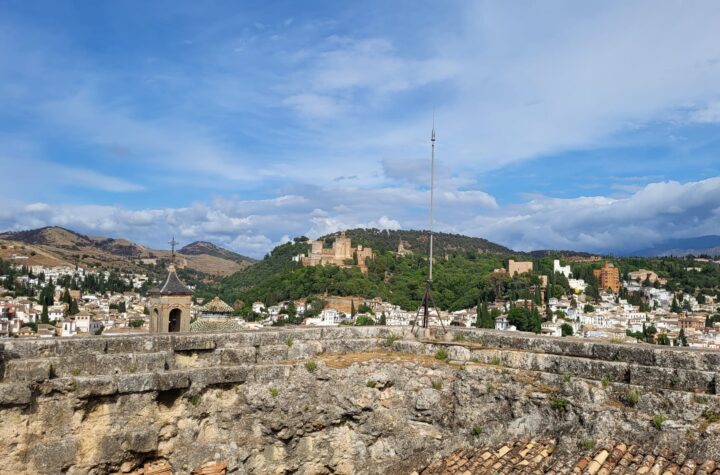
[195,230,515,311]
[323,228,512,255]
[628,235,720,257]
[180,241,256,264]
[0,226,254,279]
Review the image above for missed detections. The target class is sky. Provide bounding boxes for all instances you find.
[1,0,720,258]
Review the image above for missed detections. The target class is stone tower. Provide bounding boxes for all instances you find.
[148,264,193,333]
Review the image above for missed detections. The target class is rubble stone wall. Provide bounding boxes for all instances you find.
[1,328,719,474]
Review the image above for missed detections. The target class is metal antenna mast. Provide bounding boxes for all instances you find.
[429,113,435,283]
[412,114,445,334]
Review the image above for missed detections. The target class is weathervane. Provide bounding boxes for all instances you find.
[169,236,178,264]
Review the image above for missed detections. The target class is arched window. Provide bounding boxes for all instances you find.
[168,308,182,332]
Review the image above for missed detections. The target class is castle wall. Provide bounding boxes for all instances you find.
[2,328,720,474]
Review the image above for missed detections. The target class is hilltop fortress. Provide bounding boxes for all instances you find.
[301,232,374,273]
[2,327,720,474]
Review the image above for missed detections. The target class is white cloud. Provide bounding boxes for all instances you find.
[690,100,720,123]
[2,177,718,258]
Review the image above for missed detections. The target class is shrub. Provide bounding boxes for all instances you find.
[285,336,294,347]
[472,425,483,437]
[627,389,640,407]
[702,408,720,422]
[431,380,443,391]
[550,398,568,412]
[653,414,667,429]
[453,333,465,342]
[366,380,376,388]
[305,361,317,373]
[270,387,279,398]
[355,316,375,326]
[435,349,448,361]
[190,394,201,406]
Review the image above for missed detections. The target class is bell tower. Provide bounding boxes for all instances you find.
[149,263,193,333]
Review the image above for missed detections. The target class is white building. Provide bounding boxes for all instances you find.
[553,260,572,278]
[60,318,77,337]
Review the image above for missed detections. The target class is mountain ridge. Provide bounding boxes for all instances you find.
[627,235,720,257]
[0,226,254,278]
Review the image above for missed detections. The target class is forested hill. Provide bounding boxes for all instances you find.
[195,228,720,316]
[195,230,514,311]
[325,228,512,255]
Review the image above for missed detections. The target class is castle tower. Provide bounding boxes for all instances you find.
[148,264,193,333]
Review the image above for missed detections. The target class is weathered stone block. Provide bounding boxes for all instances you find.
[75,375,117,398]
[0,382,32,405]
[219,347,257,366]
[117,373,158,393]
[4,358,52,382]
[157,372,191,391]
[288,341,323,360]
[174,335,217,352]
[257,344,289,362]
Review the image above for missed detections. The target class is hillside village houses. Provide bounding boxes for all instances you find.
[1,256,720,350]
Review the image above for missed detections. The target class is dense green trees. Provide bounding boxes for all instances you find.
[475,301,495,329]
[561,323,574,337]
[507,305,542,333]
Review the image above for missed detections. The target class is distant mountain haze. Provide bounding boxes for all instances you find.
[0,226,255,277]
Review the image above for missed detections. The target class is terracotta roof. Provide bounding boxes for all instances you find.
[149,265,193,296]
[200,296,233,314]
[420,439,720,474]
[190,319,242,332]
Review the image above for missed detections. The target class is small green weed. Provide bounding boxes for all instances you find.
[472,425,483,437]
[453,333,465,342]
[190,394,201,406]
[366,380,377,388]
[702,408,720,422]
[71,368,81,377]
[431,379,443,391]
[285,336,294,347]
[305,361,317,373]
[653,414,667,429]
[601,376,609,388]
[563,372,572,383]
[550,397,569,412]
[490,356,501,366]
[627,389,640,407]
[579,439,596,450]
[270,387,279,398]
[435,349,448,361]
[385,333,400,347]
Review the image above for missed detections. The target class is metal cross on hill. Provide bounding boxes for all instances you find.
[168,236,178,263]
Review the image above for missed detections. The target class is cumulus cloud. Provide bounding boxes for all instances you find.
[1,177,718,257]
[474,178,720,253]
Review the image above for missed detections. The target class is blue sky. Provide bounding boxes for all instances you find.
[1,0,720,257]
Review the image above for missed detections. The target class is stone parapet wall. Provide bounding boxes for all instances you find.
[1,327,720,474]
